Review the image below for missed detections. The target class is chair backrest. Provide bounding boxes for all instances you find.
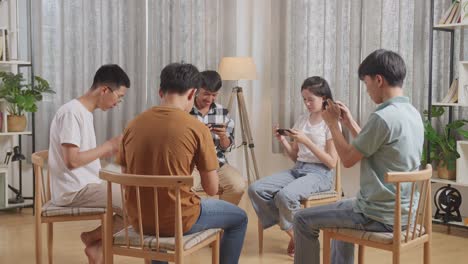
[100,170,193,253]
[32,150,50,210]
[385,164,432,248]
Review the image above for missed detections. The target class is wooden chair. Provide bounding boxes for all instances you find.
[257,160,342,254]
[32,150,106,264]
[100,170,222,264]
[322,164,432,264]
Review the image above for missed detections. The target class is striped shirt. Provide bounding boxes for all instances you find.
[190,103,235,166]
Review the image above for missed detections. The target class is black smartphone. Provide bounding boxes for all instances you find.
[322,100,329,110]
[277,128,292,136]
[207,123,225,128]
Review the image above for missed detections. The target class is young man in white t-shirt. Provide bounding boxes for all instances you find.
[48,64,130,264]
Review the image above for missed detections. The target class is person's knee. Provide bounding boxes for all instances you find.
[247,182,259,199]
[231,206,249,228]
[293,210,308,233]
[274,188,296,209]
[293,210,319,237]
[221,172,246,194]
[229,177,246,195]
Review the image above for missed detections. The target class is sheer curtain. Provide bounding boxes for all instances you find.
[31,0,234,152]
[32,0,146,151]
[271,0,467,152]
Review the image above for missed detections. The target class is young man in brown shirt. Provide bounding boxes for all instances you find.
[118,63,248,264]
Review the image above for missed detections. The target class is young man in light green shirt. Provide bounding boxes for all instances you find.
[293,49,424,264]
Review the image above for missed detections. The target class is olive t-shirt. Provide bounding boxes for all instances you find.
[118,106,219,236]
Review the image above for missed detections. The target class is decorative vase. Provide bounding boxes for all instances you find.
[437,162,456,180]
[7,115,26,132]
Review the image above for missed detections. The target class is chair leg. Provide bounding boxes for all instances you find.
[358,245,364,264]
[212,233,220,264]
[35,220,42,264]
[392,251,400,264]
[258,220,263,254]
[47,223,53,264]
[424,241,431,264]
[101,215,110,264]
[322,231,331,264]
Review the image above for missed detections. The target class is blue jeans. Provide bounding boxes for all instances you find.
[248,161,332,231]
[293,198,393,264]
[152,199,248,264]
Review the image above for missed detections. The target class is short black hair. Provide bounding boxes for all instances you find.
[358,49,406,87]
[301,76,333,101]
[160,63,202,94]
[200,70,222,92]
[91,64,130,90]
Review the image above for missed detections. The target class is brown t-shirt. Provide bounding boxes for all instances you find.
[117,106,219,237]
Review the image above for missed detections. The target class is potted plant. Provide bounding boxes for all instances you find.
[0,71,54,132]
[423,106,468,180]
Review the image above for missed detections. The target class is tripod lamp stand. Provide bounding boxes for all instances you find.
[218,57,260,185]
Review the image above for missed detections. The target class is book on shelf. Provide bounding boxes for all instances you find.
[440,78,459,104]
[439,1,462,24]
[0,29,7,61]
[462,0,468,24]
[0,33,3,61]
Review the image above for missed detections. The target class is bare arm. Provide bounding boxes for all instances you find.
[327,122,363,168]
[335,101,361,138]
[289,129,338,169]
[199,170,219,196]
[273,125,298,161]
[323,99,363,168]
[61,135,121,170]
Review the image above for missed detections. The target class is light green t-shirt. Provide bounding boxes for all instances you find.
[352,96,424,225]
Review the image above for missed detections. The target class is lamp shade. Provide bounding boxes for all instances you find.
[217,57,257,81]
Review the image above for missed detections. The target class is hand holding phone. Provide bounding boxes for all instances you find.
[207,123,225,129]
[276,128,292,136]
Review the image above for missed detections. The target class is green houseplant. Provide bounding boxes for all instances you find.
[0,71,54,132]
[423,106,468,180]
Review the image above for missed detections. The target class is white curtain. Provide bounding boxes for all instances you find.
[31,0,235,152]
[271,0,467,152]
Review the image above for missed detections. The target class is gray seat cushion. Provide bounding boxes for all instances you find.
[113,226,222,251]
[41,201,105,217]
[324,225,426,244]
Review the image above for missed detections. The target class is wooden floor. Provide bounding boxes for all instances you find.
[1,196,468,263]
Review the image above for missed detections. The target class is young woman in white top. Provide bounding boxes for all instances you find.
[248,76,339,257]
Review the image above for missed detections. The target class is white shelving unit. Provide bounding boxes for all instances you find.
[458,62,468,105]
[428,1,468,230]
[0,0,34,210]
[434,23,468,30]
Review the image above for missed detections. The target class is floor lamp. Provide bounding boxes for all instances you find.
[218,57,260,185]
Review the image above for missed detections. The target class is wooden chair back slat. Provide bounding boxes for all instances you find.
[120,185,130,248]
[153,187,160,252]
[136,187,144,248]
[405,182,416,243]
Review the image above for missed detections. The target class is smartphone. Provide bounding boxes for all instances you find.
[207,123,225,128]
[277,128,292,136]
[322,98,335,110]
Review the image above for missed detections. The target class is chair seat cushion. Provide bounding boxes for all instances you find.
[324,225,426,244]
[302,190,338,201]
[113,226,222,251]
[41,201,105,217]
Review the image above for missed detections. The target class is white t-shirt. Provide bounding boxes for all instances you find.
[48,99,101,206]
[293,113,336,163]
